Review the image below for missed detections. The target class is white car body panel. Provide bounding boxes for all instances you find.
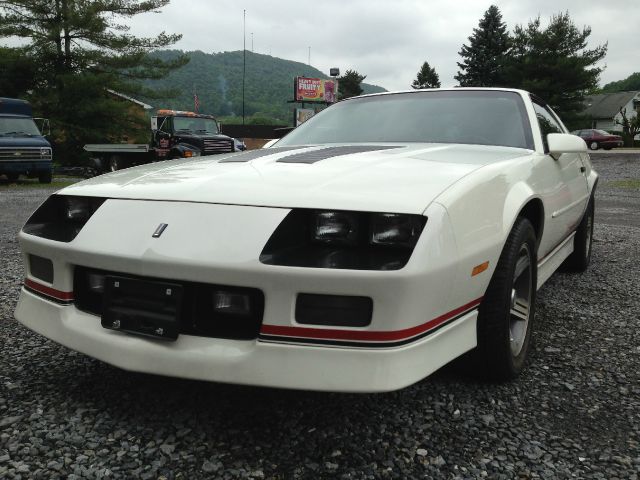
[14,88,598,392]
[59,144,531,215]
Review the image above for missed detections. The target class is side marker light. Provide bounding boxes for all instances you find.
[471,261,489,277]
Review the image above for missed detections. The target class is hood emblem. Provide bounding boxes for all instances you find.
[152,223,168,238]
[14,151,21,156]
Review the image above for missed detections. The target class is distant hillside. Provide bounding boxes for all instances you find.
[143,50,386,124]
[601,72,640,93]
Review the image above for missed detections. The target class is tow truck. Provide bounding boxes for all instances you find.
[85,109,235,172]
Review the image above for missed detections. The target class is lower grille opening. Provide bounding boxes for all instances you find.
[74,266,264,340]
[296,293,373,327]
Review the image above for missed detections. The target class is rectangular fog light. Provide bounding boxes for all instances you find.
[296,293,372,327]
[29,255,53,283]
[87,272,105,293]
[212,290,252,316]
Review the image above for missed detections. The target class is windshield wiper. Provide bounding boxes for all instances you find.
[175,128,193,133]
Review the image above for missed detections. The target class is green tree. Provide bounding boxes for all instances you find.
[338,70,366,99]
[455,5,510,87]
[602,72,640,93]
[411,61,441,89]
[504,12,607,121]
[0,0,187,162]
[0,46,37,96]
[615,107,640,147]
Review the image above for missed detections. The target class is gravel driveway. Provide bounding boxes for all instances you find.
[1,155,639,480]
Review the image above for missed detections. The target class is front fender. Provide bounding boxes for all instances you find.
[502,182,543,249]
[433,157,540,296]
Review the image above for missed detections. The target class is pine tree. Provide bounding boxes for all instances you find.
[455,5,510,87]
[338,70,366,99]
[504,13,607,122]
[411,62,441,89]
[0,0,187,162]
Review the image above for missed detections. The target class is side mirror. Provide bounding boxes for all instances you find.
[34,118,51,136]
[150,116,158,132]
[547,133,587,160]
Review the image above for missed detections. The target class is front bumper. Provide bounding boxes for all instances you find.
[15,199,490,392]
[0,160,52,174]
[15,288,478,392]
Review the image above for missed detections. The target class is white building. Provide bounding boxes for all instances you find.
[583,91,640,133]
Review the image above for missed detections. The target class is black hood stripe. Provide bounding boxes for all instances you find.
[218,146,308,163]
[276,145,401,164]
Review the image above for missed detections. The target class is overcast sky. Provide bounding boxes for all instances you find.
[127,0,635,91]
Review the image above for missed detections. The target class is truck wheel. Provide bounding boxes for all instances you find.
[38,171,52,184]
[108,155,128,172]
[6,173,19,183]
[465,217,537,381]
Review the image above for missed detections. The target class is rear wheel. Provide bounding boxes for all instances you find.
[38,171,52,184]
[563,198,594,272]
[589,141,599,150]
[471,218,537,380]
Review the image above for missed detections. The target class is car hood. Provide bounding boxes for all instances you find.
[61,143,531,214]
[0,135,50,148]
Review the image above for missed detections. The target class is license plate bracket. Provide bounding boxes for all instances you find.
[101,275,183,341]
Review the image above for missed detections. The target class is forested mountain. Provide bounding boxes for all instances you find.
[601,72,640,93]
[143,50,386,124]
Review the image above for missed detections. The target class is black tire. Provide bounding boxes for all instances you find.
[38,171,52,184]
[6,173,19,182]
[470,217,537,380]
[589,141,599,150]
[563,198,594,272]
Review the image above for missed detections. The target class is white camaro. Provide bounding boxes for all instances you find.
[15,89,597,392]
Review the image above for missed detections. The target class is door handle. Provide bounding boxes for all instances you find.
[580,166,586,173]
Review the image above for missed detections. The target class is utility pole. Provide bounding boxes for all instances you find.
[242,9,246,126]
[308,46,311,65]
[251,33,254,52]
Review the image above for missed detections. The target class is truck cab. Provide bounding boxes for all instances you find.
[85,109,235,172]
[153,110,234,160]
[0,98,53,183]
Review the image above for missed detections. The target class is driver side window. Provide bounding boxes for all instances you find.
[532,102,563,152]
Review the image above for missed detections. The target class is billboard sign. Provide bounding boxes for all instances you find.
[295,77,338,103]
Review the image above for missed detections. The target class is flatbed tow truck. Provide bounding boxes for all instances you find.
[85,109,235,172]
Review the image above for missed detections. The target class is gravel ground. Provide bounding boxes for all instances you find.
[1,156,639,480]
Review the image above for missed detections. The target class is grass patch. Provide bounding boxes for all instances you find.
[0,177,80,189]
[610,179,640,189]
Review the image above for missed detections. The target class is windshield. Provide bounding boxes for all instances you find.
[0,117,41,136]
[278,90,534,149]
[173,116,219,134]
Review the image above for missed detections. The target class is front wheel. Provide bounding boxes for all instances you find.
[589,141,599,150]
[563,198,594,272]
[472,217,537,380]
